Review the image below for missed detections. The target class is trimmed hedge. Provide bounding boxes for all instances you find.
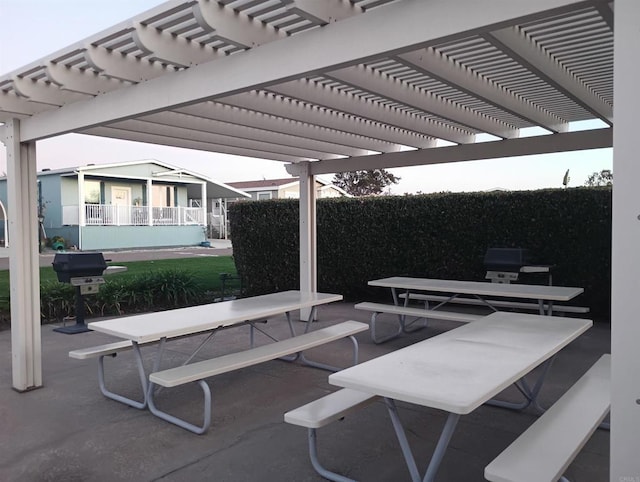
[229,188,611,318]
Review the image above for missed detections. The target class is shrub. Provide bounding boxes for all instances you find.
[40,269,205,322]
[229,188,612,317]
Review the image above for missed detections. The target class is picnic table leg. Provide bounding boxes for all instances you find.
[147,378,212,434]
[307,428,356,482]
[248,306,353,371]
[296,307,361,371]
[384,397,460,482]
[384,397,421,482]
[145,337,213,434]
[97,344,148,409]
[248,311,300,363]
[395,289,428,334]
[370,312,403,344]
[485,356,555,412]
[298,335,360,372]
[422,413,461,482]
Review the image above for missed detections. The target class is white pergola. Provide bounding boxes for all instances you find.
[0,0,636,476]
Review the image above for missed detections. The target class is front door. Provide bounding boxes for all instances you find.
[111,186,132,225]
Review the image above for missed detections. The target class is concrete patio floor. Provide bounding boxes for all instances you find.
[0,302,610,481]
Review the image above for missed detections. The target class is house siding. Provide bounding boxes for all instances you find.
[80,225,205,251]
[39,175,72,244]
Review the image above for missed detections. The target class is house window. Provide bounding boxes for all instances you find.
[152,185,175,207]
[257,191,272,200]
[85,180,101,204]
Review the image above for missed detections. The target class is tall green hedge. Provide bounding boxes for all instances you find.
[229,188,612,318]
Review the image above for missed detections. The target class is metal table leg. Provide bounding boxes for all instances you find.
[384,398,461,482]
[485,356,555,412]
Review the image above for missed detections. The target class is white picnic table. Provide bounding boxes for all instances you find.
[329,311,592,482]
[89,290,342,343]
[369,276,584,315]
[85,290,344,411]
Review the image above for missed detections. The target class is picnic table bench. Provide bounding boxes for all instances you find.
[149,320,368,434]
[284,388,378,482]
[399,292,589,315]
[485,353,610,482]
[354,301,482,343]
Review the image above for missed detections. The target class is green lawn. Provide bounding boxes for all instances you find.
[0,256,240,309]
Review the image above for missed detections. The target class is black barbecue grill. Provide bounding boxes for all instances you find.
[52,252,108,334]
[483,248,551,284]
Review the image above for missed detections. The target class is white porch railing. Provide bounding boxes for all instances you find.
[63,205,204,226]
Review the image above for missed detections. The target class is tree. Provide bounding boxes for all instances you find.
[585,169,612,187]
[332,169,400,196]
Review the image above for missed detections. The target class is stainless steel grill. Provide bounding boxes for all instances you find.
[483,248,551,284]
[52,252,107,334]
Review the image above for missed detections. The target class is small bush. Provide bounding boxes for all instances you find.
[40,269,205,322]
[40,281,75,321]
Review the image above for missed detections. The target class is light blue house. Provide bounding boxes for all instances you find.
[0,160,248,251]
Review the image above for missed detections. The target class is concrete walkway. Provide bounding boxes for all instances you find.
[0,302,610,481]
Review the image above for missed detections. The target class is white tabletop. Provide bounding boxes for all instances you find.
[329,312,592,414]
[369,277,583,302]
[89,290,343,343]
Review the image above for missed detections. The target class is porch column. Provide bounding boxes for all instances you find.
[220,198,226,239]
[298,161,317,321]
[147,179,153,226]
[2,119,42,391]
[611,0,640,478]
[77,171,85,226]
[201,181,207,229]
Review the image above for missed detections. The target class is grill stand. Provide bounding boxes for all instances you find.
[53,285,91,334]
[53,276,105,335]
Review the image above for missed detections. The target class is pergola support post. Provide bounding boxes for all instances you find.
[298,161,317,321]
[611,0,640,478]
[3,119,42,392]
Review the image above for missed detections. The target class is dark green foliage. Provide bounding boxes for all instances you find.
[229,188,612,317]
[229,200,300,295]
[40,281,75,321]
[40,269,204,321]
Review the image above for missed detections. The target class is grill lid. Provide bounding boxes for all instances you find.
[483,248,531,273]
[52,252,107,283]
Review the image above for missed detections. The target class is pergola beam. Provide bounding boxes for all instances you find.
[487,26,613,124]
[218,91,436,149]
[19,0,590,142]
[269,79,475,144]
[109,117,346,160]
[84,44,169,83]
[140,111,373,157]
[83,126,305,163]
[111,113,350,159]
[194,0,284,47]
[327,65,517,139]
[397,49,568,133]
[286,128,612,176]
[175,102,407,153]
[0,93,55,120]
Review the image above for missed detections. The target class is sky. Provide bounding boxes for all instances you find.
[0,0,613,194]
